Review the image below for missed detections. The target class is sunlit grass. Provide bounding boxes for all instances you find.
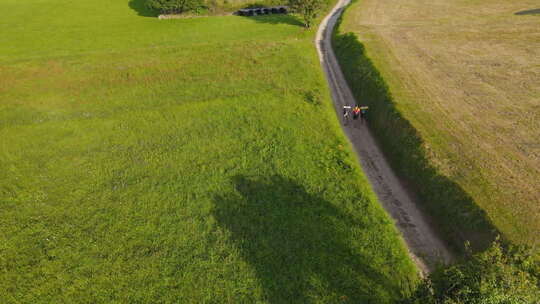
[0,0,416,302]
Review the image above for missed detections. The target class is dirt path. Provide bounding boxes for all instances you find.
[316,0,454,274]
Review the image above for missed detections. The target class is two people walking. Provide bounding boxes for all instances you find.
[343,104,368,124]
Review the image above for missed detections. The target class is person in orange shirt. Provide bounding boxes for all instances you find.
[352,105,360,120]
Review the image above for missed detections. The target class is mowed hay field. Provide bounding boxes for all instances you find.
[335,0,539,246]
[0,0,417,302]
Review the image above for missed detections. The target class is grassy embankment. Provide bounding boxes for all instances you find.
[0,0,417,302]
[333,0,540,252]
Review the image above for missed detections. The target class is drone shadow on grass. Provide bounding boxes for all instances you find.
[213,175,405,303]
[129,0,159,17]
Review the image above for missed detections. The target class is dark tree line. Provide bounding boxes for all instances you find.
[145,0,326,28]
[146,0,204,14]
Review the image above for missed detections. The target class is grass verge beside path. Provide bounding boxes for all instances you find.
[333,0,540,251]
[0,0,416,302]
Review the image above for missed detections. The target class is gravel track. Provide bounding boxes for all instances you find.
[316,0,454,273]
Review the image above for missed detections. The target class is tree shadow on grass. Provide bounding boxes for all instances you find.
[128,0,159,17]
[515,8,540,15]
[213,175,405,303]
[332,16,500,253]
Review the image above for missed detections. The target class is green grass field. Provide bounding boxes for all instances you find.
[0,0,417,302]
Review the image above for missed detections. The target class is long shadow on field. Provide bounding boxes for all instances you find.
[332,14,499,253]
[515,8,540,15]
[213,175,402,303]
[129,0,159,17]
[239,14,305,27]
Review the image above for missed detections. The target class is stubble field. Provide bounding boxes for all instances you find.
[334,0,539,247]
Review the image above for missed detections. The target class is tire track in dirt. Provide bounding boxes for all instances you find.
[316,0,454,273]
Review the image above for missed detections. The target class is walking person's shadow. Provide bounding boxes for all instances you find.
[213,175,405,303]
